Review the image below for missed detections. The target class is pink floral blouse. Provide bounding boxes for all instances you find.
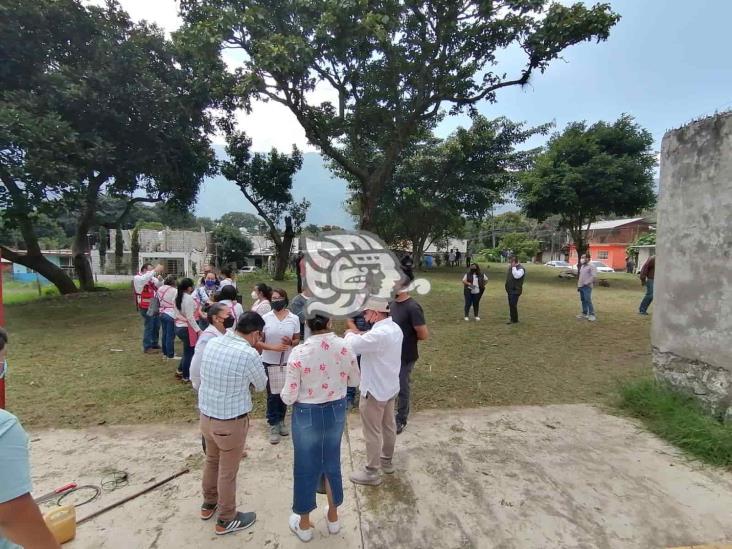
[280,332,361,405]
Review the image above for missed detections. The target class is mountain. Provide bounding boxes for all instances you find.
[195,148,354,228]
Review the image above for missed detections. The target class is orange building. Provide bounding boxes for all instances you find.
[568,218,652,270]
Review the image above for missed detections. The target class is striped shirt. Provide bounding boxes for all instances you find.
[198,331,267,419]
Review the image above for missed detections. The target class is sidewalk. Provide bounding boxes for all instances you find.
[28,405,732,548]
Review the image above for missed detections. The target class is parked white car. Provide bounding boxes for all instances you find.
[570,261,615,273]
[545,260,571,269]
[239,266,258,273]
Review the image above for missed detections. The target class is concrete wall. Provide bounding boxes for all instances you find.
[653,112,732,420]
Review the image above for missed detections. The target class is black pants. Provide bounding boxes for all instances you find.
[507,293,521,323]
[396,360,416,425]
[463,289,483,317]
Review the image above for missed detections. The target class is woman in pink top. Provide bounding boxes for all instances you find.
[280,315,360,543]
[157,275,178,359]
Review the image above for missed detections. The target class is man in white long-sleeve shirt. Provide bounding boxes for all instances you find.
[505,255,526,324]
[344,297,403,486]
[133,263,163,353]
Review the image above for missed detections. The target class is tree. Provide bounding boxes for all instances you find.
[195,217,216,232]
[98,226,108,271]
[499,232,540,262]
[211,224,254,268]
[130,226,141,274]
[217,211,262,233]
[371,115,546,268]
[180,0,619,230]
[519,115,656,263]
[114,226,124,273]
[1,0,222,293]
[221,132,309,280]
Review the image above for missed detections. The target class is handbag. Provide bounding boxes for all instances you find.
[267,364,287,394]
[146,295,160,317]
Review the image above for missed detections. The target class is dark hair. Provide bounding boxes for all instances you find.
[207,302,229,323]
[255,283,272,301]
[271,288,289,306]
[175,278,195,310]
[141,262,153,271]
[467,264,481,276]
[221,266,233,278]
[164,274,177,286]
[236,311,265,334]
[307,314,330,333]
[0,327,7,352]
[218,284,238,302]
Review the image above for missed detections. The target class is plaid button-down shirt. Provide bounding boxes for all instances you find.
[198,331,267,420]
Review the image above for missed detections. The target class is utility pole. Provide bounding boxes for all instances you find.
[491,206,496,248]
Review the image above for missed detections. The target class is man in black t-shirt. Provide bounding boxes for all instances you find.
[389,284,429,434]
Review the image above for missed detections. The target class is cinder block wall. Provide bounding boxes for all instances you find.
[653,112,732,420]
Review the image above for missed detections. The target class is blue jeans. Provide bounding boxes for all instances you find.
[578,286,595,316]
[140,310,160,351]
[160,314,176,358]
[264,364,287,425]
[640,279,654,313]
[175,326,194,379]
[291,399,347,514]
[463,288,483,317]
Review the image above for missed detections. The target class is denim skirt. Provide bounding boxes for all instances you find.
[291,398,347,514]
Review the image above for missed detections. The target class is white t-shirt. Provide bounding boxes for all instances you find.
[261,310,300,365]
[252,299,272,316]
[219,278,236,289]
[462,273,488,294]
[218,299,245,321]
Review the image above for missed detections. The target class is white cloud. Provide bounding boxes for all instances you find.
[103,0,332,153]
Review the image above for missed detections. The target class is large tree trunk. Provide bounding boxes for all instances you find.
[1,246,78,294]
[273,216,295,281]
[114,226,124,273]
[72,178,103,291]
[411,236,428,272]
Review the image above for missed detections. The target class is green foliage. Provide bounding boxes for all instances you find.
[180,0,619,228]
[618,380,732,467]
[633,231,656,246]
[114,225,124,273]
[212,224,253,267]
[217,211,262,232]
[520,115,657,257]
[130,226,140,273]
[478,248,502,263]
[498,232,540,262]
[135,221,166,231]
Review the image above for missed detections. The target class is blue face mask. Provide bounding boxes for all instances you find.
[205,280,216,288]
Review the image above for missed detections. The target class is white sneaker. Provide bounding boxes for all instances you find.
[576,314,587,319]
[324,506,340,534]
[587,315,597,322]
[464,317,470,321]
[288,513,313,542]
[474,317,480,321]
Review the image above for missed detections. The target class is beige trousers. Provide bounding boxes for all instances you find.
[359,393,397,471]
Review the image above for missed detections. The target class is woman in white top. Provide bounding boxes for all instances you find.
[250,283,272,316]
[194,272,217,329]
[258,288,300,445]
[174,278,202,382]
[157,275,178,359]
[280,315,360,543]
[218,266,236,289]
[462,263,487,321]
[190,303,233,391]
[216,285,245,324]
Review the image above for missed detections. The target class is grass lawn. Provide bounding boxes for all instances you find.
[3,265,653,428]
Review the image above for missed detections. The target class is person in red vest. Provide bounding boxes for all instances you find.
[134,263,164,353]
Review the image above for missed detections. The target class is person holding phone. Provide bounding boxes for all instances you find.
[462,263,487,321]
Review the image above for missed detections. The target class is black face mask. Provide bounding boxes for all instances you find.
[272,300,286,311]
[223,316,235,329]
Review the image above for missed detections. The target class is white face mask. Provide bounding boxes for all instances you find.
[251,291,258,300]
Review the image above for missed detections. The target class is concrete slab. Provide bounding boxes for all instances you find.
[27,405,732,548]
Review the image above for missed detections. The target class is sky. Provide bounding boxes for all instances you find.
[102,0,732,220]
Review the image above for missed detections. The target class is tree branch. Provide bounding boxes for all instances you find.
[114,193,165,226]
[238,184,283,248]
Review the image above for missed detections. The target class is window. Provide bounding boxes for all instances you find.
[597,251,609,260]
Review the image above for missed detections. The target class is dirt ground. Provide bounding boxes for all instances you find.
[28,405,732,549]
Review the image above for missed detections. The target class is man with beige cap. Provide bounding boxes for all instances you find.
[344,296,404,486]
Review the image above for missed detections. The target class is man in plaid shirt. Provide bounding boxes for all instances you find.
[198,311,268,536]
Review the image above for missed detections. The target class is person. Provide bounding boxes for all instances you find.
[443,251,449,267]
[200,272,219,300]
[625,255,635,274]
[505,255,525,324]
[293,252,304,294]
[389,278,429,434]
[217,285,245,325]
[190,303,233,391]
[133,263,164,353]
[344,312,372,410]
[174,278,202,382]
[577,253,598,322]
[448,250,456,267]
[462,263,487,321]
[344,297,403,486]
[280,315,360,542]
[289,286,312,341]
[219,266,236,289]
[194,273,218,330]
[465,253,472,269]
[157,274,179,360]
[198,312,268,536]
[250,283,273,316]
[0,328,61,549]
[259,289,301,444]
[639,255,656,315]
[455,250,462,267]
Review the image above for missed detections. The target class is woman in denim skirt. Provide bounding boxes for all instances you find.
[280,315,361,542]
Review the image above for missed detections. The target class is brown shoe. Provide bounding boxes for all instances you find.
[200,503,217,521]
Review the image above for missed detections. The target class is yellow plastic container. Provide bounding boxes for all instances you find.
[44,505,76,544]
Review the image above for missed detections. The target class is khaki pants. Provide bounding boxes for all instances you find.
[359,393,397,471]
[200,414,249,521]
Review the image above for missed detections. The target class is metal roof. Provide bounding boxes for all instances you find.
[588,218,646,231]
